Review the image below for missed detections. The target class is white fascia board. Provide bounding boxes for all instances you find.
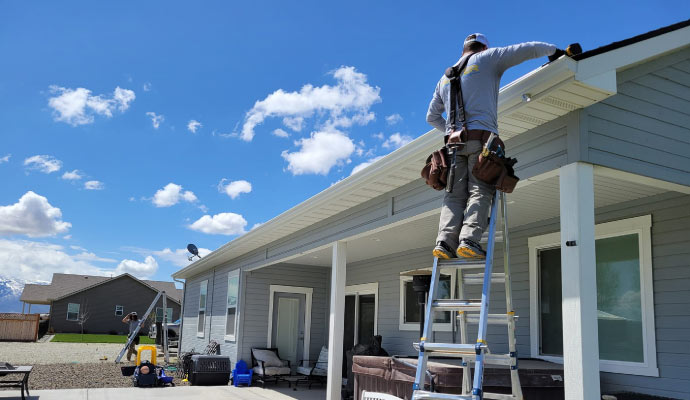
[575,25,690,81]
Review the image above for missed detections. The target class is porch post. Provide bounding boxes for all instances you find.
[327,241,347,400]
[22,302,25,314]
[559,162,600,400]
[27,303,31,314]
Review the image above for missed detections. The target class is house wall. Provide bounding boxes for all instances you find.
[585,47,690,187]
[239,263,330,364]
[50,276,181,335]
[346,192,690,399]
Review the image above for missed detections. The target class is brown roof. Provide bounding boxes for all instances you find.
[20,273,182,304]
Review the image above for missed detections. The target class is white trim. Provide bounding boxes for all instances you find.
[327,241,347,400]
[345,282,379,344]
[528,214,658,377]
[197,280,208,338]
[267,284,313,367]
[399,268,456,332]
[66,302,80,321]
[224,269,240,342]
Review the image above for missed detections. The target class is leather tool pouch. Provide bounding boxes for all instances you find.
[421,147,450,191]
[472,140,520,193]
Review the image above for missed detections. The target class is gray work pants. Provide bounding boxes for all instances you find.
[437,140,495,250]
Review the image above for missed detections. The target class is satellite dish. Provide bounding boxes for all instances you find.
[187,244,201,261]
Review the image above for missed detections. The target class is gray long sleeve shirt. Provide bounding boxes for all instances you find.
[426,41,557,135]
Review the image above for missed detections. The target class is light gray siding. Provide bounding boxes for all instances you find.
[180,272,214,354]
[239,263,330,364]
[346,192,690,399]
[586,47,690,187]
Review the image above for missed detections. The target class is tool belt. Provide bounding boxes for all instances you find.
[471,132,519,193]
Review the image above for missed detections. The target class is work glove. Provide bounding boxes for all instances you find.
[548,43,583,62]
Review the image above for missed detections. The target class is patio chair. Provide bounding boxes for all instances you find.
[296,345,329,388]
[232,360,253,387]
[251,347,291,388]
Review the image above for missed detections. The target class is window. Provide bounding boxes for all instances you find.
[67,303,80,321]
[345,283,379,350]
[197,280,208,337]
[115,305,124,316]
[400,270,455,331]
[156,307,173,323]
[225,270,240,341]
[528,215,658,376]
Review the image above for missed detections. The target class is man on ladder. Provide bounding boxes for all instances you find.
[427,33,560,260]
[413,35,580,399]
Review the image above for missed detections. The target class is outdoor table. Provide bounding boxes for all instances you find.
[0,366,32,400]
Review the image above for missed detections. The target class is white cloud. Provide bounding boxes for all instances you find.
[152,247,213,267]
[0,191,71,237]
[251,222,263,230]
[0,154,10,164]
[272,128,289,138]
[24,155,62,174]
[152,183,198,207]
[188,213,247,235]
[0,239,110,283]
[241,66,381,141]
[146,112,164,129]
[63,234,72,240]
[114,256,158,279]
[84,180,104,190]
[143,82,152,92]
[48,85,135,126]
[372,132,384,140]
[385,113,403,125]
[73,252,117,263]
[61,169,83,180]
[350,156,385,176]
[217,179,252,199]
[281,130,355,175]
[382,132,413,149]
[187,120,202,133]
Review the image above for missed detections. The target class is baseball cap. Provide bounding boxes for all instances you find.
[464,33,489,48]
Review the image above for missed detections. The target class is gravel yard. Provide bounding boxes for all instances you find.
[1,341,186,390]
[0,341,125,364]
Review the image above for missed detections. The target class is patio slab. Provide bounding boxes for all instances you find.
[0,385,327,400]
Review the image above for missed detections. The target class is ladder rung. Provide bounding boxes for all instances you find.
[437,258,486,268]
[483,393,519,400]
[413,390,472,399]
[463,272,505,285]
[413,342,483,353]
[455,353,516,367]
[479,230,503,244]
[459,313,517,325]
[431,299,482,311]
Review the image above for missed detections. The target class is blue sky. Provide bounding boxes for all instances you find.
[0,1,687,307]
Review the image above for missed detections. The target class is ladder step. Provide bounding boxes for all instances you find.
[437,258,486,269]
[431,299,482,311]
[483,393,520,400]
[463,272,505,285]
[413,390,472,399]
[413,342,484,354]
[459,313,517,325]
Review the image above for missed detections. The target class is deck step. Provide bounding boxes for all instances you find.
[431,299,481,311]
[463,272,505,285]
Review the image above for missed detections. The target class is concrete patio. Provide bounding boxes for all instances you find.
[0,385,327,400]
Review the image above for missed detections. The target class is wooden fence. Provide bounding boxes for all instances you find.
[0,313,39,342]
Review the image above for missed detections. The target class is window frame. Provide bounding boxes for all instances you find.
[224,269,240,342]
[67,303,80,321]
[399,268,456,332]
[345,283,379,346]
[528,215,658,377]
[115,305,124,316]
[155,307,173,323]
[197,280,208,338]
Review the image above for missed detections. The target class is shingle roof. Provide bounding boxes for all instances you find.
[20,273,182,304]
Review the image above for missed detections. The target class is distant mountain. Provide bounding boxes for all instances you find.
[0,276,26,313]
[0,276,48,314]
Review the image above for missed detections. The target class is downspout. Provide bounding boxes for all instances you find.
[174,278,186,352]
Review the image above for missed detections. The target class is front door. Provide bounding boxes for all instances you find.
[271,292,306,370]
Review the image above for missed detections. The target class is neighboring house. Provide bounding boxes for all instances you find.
[20,273,182,335]
[172,21,690,400]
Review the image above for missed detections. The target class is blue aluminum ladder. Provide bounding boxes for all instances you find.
[411,191,523,400]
